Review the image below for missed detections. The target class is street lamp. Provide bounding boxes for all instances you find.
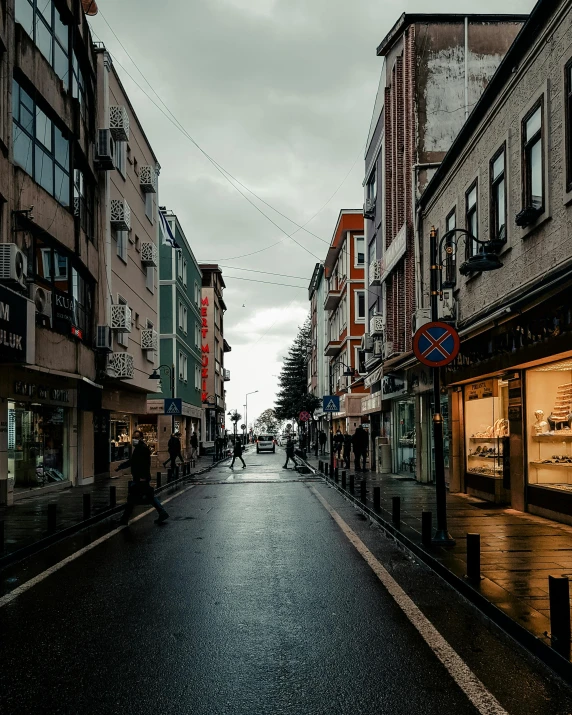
[149,364,176,434]
[429,226,502,545]
[245,390,258,444]
[329,359,357,477]
[227,409,241,443]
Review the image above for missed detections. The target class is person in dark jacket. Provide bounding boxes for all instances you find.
[351,426,369,472]
[334,429,344,460]
[117,430,169,525]
[229,439,246,469]
[283,436,296,469]
[343,432,353,469]
[163,433,184,469]
[318,430,327,455]
[190,432,198,460]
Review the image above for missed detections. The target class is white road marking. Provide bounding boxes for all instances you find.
[309,485,509,715]
[0,484,196,608]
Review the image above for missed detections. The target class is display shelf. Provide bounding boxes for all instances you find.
[530,461,572,468]
[468,454,501,459]
[531,433,572,442]
[469,436,502,441]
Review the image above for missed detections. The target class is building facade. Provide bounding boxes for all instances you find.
[93,48,160,476]
[0,0,103,504]
[198,264,230,451]
[323,210,367,436]
[147,209,203,460]
[419,0,572,524]
[308,263,327,444]
[361,13,526,478]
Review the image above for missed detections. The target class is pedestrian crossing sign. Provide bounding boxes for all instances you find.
[322,396,340,412]
[164,398,182,415]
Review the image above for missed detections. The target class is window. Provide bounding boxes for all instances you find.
[116,230,127,263]
[366,169,376,201]
[176,251,183,280]
[178,302,187,332]
[368,238,376,267]
[182,258,187,287]
[145,266,155,294]
[15,0,69,89]
[194,281,199,305]
[13,80,70,206]
[145,192,154,223]
[214,304,219,330]
[195,322,200,347]
[72,50,90,123]
[465,182,478,258]
[444,209,456,286]
[355,236,365,265]
[73,168,94,239]
[522,101,544,212]
[490,146,506,242]
[179,351,188,382]
[117,295,129,348]
[195,365,201,390]
[567,60,572,192]
[116,141,126,177]
[340,297,347,330]
[355,290,365,321]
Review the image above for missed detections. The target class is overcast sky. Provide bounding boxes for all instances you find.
[90,0,535,428]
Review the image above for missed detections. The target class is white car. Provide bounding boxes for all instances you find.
[256,435,276,453]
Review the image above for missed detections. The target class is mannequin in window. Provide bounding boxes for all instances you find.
[533,409,549,435]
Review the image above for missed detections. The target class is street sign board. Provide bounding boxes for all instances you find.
[322,396,340,412]
[299,411,310,422]
[413,321,460,368]
[164,397,183,415]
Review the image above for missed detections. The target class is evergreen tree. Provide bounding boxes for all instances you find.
[254,408,281,435]
[275,317,320,422]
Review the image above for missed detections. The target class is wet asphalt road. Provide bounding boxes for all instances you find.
[1,449,572,714]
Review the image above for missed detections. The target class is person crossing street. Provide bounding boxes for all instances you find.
[229,439,246,469]
[283,436,296,469]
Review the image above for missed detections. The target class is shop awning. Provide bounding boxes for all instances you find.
[364,365,383,389]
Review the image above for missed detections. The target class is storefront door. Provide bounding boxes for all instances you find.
[395,399,416,475]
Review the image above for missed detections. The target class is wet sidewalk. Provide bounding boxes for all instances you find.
[305,455,572,658]
[0,455,222,561]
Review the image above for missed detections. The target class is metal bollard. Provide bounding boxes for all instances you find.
[349,474,355,493]
[109,486,116,508]
[341,471,347,489]
[373,486,380,510]
[167,468,173,483]
[156,471,162,488]
[466,533,481,581]
[392,496,401,528]
[324,463,329,476]
[47,503,57,533]
[422,511,432,547]
[0,520,4,553]
[318,460,323,472]
[83,493,91,521]
[360,479,366,503]
[549,576,571,659]
[334,467,339,483]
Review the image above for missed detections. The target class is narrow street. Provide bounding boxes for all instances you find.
[1,448,571,715]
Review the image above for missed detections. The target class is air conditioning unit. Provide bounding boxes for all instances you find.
[337,375,348,390]
[110,199,131,231]
[95,129,115,170]
[383,340,394,359]
[369,259,381,286]
[29,284,52,327]
[363,197,376,219]
[373,339,383,357]
[96,325,113,352]
[109,105,130,141]
[361,333,374,352]
[0,243,27,289]
[110,304,132,332]
[139,166,158,194]
[370,315,384,337]
[140,242,158,267]
[141,328,157,352]
[109,352,134,379]
[438,289,456,322]
[412,308,431,334]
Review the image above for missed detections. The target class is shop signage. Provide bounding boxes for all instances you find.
[361,392,382,414]
[201,296,210,403]
[413,321,460,367]
[382,373,407,400]
[380,223,407,284]
[0,284,29,362]
[14,381,69,402]
[146,400,164,415]
[466,380,497,401]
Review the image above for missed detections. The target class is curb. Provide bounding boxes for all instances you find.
[304,459,572,685]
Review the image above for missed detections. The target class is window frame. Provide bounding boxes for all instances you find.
[354,235,365,267]
[178,301,187,333]
[490,144,507,244]
[178,350,188,382]
[465,180,479,259]
[444,208,456,287]
[354,289,366,323]
[521,98,544,213]
[116,229,127,264]
[145,266,155,294]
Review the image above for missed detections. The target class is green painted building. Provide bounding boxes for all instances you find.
[147,209,203,458]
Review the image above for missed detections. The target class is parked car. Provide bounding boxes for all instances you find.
[256,435,276,453]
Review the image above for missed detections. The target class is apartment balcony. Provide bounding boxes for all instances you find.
[369,259,381,286]
[108,352,134,379]
[324,279,345,311]
[223,368,231,381]
[324,339,342,357]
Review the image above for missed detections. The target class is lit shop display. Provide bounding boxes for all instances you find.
[110,414,132,462]
[465,379,509,480]
[527,359,572,493]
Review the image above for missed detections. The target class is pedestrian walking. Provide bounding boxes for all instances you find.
[229,439,246,469]
[334,429,344,461]
[283,436,296,469]
[352,426,369,472]
[190,432,198,461]
[343,432,352,469]
[117,430,169,525]
[163,432,184,469]
[319,429,327,455]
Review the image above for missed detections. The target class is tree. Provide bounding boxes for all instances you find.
[254,408,280,435]
[275,316,321,423]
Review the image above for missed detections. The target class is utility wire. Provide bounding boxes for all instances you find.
[224,276,306,289]
[218,265,308,280]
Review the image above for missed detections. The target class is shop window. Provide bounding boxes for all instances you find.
[566,60,572,192]
[465,181,478,258]
[8,401,67,490]
[110,414,131,463]
[15,0,70,89]
[13,79,70,206]
[526,359,572,493]
[465,379,509,482]
[396,399,416,475]
[490,145,506,243]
